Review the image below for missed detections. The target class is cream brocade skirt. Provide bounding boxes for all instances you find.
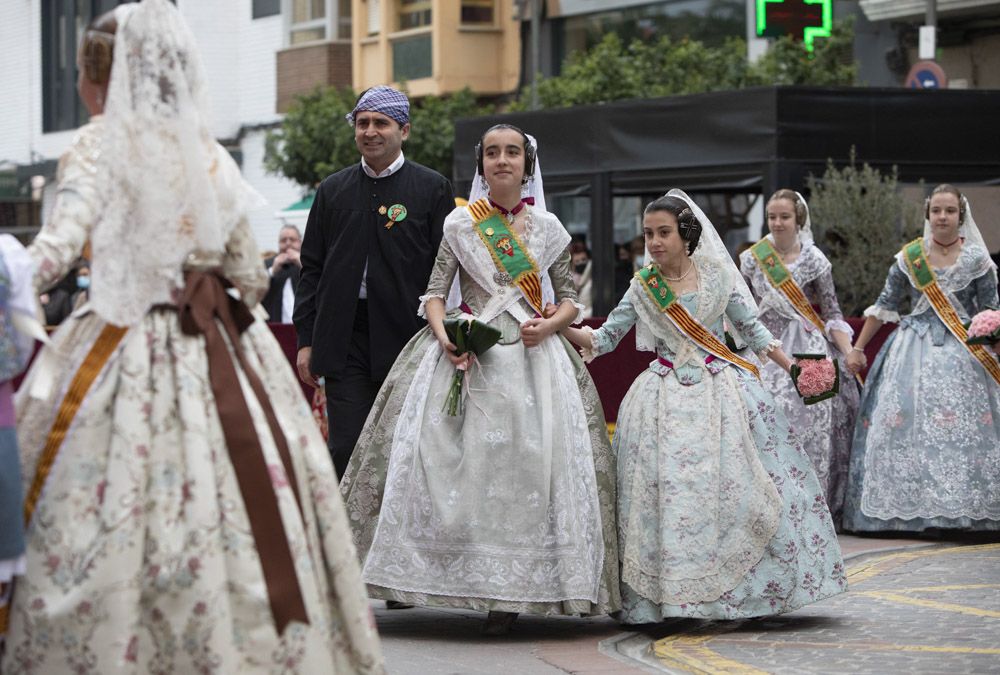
[3,308,383,674]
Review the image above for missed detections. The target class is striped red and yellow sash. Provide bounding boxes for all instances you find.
[902,238,1000,386]
[636,264,760,379]
[750,238,826,333]
[468,198,544,314]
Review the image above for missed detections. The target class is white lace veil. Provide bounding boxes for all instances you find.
[450,131,549,310]
[91,0,261,326]
[922,194,997,284]
[636,189,759,351]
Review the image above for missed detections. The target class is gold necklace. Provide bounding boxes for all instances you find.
[662,260,694,282]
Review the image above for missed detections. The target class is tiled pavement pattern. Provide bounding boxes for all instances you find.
[375,535,999,674]
[646,542,1000,674]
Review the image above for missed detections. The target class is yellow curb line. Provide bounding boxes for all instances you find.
[858,590,1000,619]
[846,542,1000,585]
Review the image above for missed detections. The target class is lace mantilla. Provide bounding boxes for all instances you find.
[91,0,263,326]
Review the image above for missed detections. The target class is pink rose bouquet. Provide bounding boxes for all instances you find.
[965,309,1000,346]
[790,353,840,405]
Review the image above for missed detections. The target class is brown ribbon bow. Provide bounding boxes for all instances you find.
[178,270,309,634]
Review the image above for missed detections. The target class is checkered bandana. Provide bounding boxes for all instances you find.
[346,86,410,126]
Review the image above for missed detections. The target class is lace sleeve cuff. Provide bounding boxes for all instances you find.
[417,293,446,319]
[864,305,900,323]
[824,319,854,341]
[561,298,586,324]
[755,339,783,364]
[578,325,598,363]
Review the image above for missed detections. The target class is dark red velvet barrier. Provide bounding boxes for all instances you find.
[268,319,897,422]
[14,319,897,425]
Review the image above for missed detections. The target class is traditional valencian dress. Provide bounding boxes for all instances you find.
[340,200,621,616]
[0,236,38,621]
[584,254,846,622]
[2,117,383,673]
[843,238,1000,532]
[740,238,860,524]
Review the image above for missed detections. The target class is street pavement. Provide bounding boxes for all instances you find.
[375,533,1000,674]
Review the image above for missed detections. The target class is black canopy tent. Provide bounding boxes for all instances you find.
[453,86,1000,314]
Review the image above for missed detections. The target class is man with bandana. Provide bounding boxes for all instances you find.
[294,86,454,478]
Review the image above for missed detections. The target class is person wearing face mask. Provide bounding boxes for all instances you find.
[739,190,859,528]
[570,240,593,318]
[560,191,846,623]
[842,184,1000,533]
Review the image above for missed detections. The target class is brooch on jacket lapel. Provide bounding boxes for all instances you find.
[383,203,408,230]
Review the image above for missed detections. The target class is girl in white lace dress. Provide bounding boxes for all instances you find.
[563,192,846,622]
[340,125,620,635]
[2,2,382,672]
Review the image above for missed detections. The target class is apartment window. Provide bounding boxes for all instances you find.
[398,0,431,31]
[289,0,326,43]
[367,0,381,35]
[253,0,280,19]
[41,0,127,134]
[288,0,350,44]
[461,0,493,25]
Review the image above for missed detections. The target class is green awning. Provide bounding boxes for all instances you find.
[280,193,315,213]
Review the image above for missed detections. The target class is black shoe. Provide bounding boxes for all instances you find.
[481,610,518,636]
[385,600,414,610]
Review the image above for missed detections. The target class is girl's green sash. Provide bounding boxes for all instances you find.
[468,199,543,314]
[636,264,760,379]
[901,238,1000,385]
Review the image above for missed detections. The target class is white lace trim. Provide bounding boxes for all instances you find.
[825,319,854,341]
[755,339,783,364]
[417,293,446,319]
[578,325,597,363]
[562,298,586,325]
[864,305,900,323]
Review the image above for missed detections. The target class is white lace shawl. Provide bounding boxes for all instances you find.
[440,204,571,323]
[894,239,996,322]
[631,256,732,366]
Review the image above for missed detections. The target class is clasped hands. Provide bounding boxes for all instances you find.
[436,304,560,364]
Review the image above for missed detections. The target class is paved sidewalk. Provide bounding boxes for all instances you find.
[623,534,1000,674]
[377,533,992,674]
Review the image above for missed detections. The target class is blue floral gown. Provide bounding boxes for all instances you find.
[843,242,1000,532]
[585,257,846,622]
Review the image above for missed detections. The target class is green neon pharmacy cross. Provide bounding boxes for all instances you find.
[756,0,833,52]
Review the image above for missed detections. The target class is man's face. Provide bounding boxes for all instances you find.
[354,111,409,171]
[278,227,301,253]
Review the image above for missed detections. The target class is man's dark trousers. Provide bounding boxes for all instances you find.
[325,300,383,479]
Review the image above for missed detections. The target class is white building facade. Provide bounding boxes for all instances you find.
[0,0,317,252]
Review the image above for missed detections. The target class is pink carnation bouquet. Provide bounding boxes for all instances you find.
[790,353,840,405]
[965,309,1000,346]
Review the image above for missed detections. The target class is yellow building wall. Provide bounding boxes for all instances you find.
[351,0,520,96]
